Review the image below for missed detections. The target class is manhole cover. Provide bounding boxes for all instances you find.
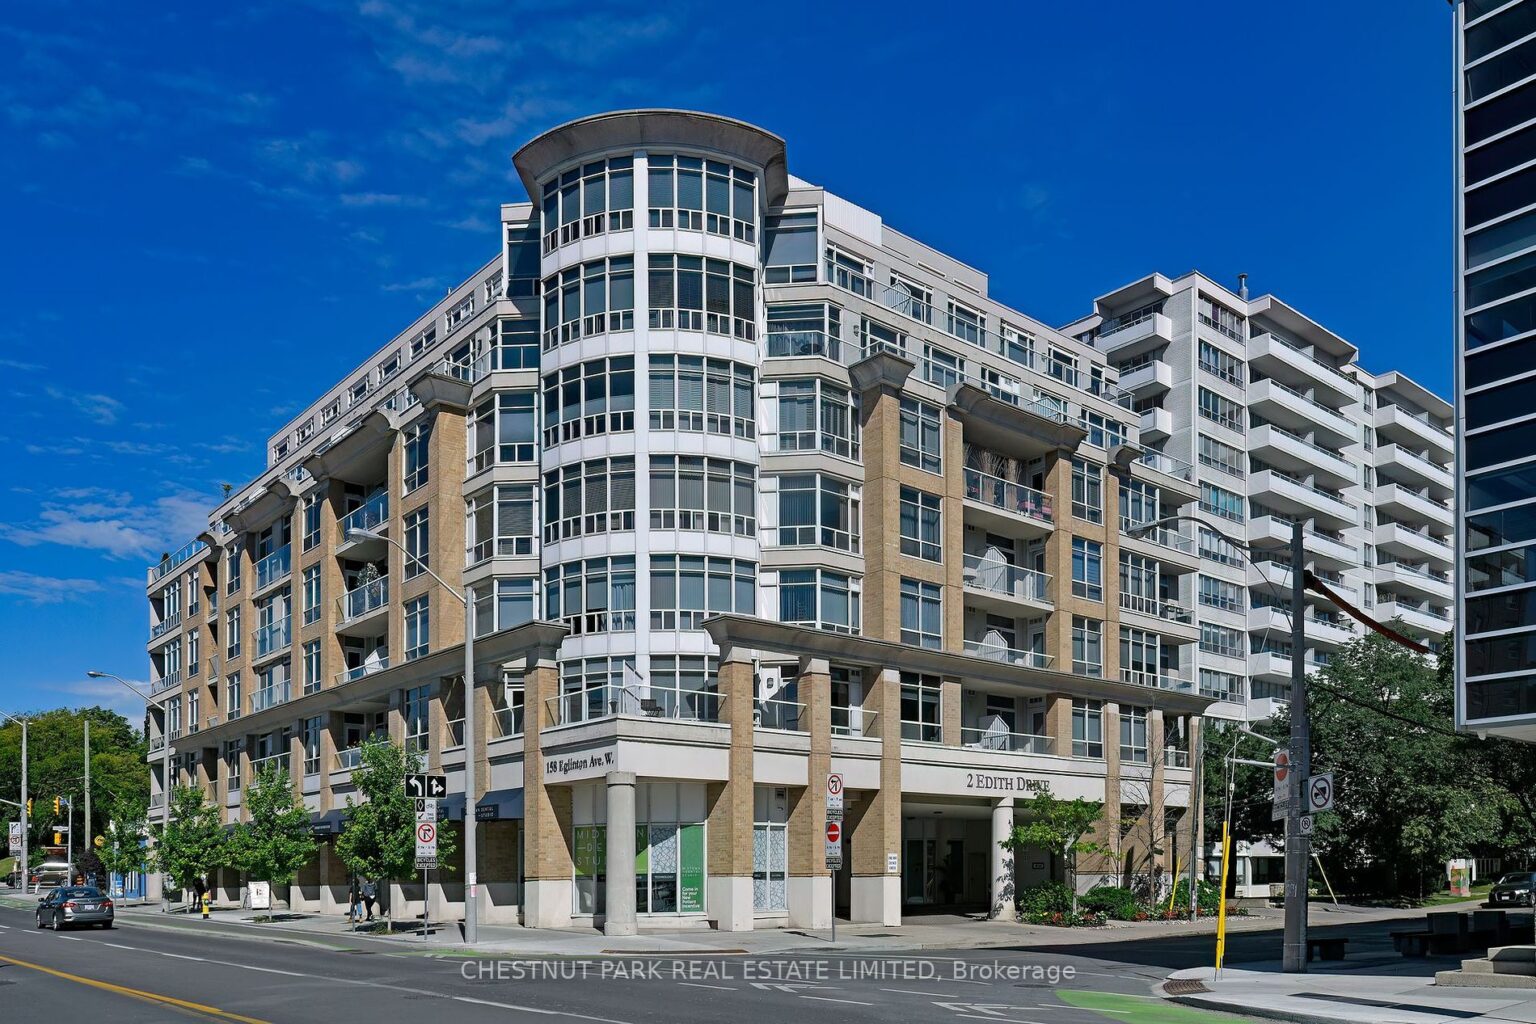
[1164,979,1210,996]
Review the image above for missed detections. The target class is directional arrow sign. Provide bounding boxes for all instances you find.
[405,774,448,799]
[1307,772,1335,814]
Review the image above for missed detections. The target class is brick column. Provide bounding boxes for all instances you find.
[787,657,831,928]
[848,667,900,925]
[706,646,754,931]
[941,676,962,746]
[521,644,572,927]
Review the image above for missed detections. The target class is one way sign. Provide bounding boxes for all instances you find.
[405,773,447,799]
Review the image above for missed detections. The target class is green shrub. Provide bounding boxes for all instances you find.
[1080,885,1142,921]
[1017,880,1074,916]
[1171,878,1221,914]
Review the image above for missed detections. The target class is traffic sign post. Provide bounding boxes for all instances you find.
[7,821,19,857]
[1306,773,1335,814]
[405,774,447,800]
[1271,750,1291,822]
[1299,815,1314,837]
[826,773,843,817]
[415,819,438,941]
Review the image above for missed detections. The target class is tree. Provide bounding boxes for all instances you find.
[227,763,316,891]
[335,738,456,887]
[97,796,150,883]
[150,785,228,898]
[1001,793,1106,914]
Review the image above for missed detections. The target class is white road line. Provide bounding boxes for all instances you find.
[880,988,962,997]
[677,982,735,991]
[158,952,206,961]
[952,1016,1048,1024]
[101,943,140,951]
[799,995,874,1006]
[57,935,81,941]
[231,964,309,977]
[453,995,635,1022]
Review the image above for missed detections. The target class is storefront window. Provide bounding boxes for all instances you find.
[754,786,789,911]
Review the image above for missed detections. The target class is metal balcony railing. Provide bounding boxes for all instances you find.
[963,639,1052,670]
[962,468,1054,525]
[960,728,1054,754]
[338,492,389,545]
[338,576,388,622]
[962,553,1052,602]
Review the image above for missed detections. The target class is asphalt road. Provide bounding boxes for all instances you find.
[0,899,1382,1024]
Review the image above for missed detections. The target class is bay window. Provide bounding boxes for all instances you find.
[471,391,536,469]
[544,556,637,635]
[775,472,859,551]
[542,458,634,543]
[778,568,860,634]
[468,483,537,560]
[541,357,635,446]
[650,556,756,630]
[649,354,755,438]
[650,456,756,537]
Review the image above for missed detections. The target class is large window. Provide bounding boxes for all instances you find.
[403,508,429,580]
[302,640,321,695]
[405,596,430,661]
[470,577,536,636]
[649,355,755,438]
[776,473,859,551]
[900,672,942,742]
[647,155,756,242]
[775,379,858,459]
[1072,699,1103,759]
[899,397,942,474]
[763,212,817,283]
[226,547,242,595]
[766,302,843,359]
[403,421,430,492]
[541,156,634,252]
[825,245,873,297]
[1120,478,1160,530]
[947,301,984,346]
[468,483,537,560]
[1198,433,1244,476]
[1200,622,1243,658]
[542,357,635,446]
[1198,574,1242,612]
[302,495,321,552]
[648,656,718,720]
[559,657,625,724]
[754,786,789,911]
[543,458,635,543]
[647,254,756,340]
[1198,340,1244,387]
[1121,626,1161,683]
[1072,616,1103,677]
[1072,538,1103,600]
[226,607,241,660]
[1119,705,1149,764]
[650,456,756,537]
[650,556,756,630]
[302,566,321,625]
[1198,295,1244,340]
[403,684,430,752]
[541,256,636,348]
[488,317,539,369]
[1200,482,1245,522]
[471,391,537,469]
[1071,459,1103,523]
[900,578,942,649]
[304,717,321,776]
[1198,387,1244,432]
[544,557,637,635]
[779,569,860,634]
[899,487,943,562]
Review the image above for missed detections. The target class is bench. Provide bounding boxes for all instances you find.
[1428,911,1471,955]
[1391,930,1432,957]
[1307,937,1349,962]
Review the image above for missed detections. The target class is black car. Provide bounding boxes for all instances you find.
[1488,871,1536,907]
[35,886,114,930]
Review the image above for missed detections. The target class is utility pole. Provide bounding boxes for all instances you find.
[1187,720,1203,922]
[20,720,27,893]
[1282,520,1311,972]
[84,719,90,881]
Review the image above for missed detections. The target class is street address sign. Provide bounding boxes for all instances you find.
[1307,772,1335,814]
[826,773,843,818]
[406,774,447,799]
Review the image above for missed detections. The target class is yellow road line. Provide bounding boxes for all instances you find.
[0,952,272,1024]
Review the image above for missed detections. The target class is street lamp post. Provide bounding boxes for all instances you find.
[1125,512,1308,963]
[346,528,479,945]
[1,713,26,894]
[87,671,163,911]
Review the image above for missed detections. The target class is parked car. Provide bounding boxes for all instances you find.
[29,861,69,889]
[1488,871,1536,907]
[35,886,114,930]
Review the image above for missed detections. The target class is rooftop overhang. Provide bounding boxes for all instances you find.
[1247,295,1358,361]
[1373,370,1453,421]
[702,615,1216,717]
[407,368,473,414]
[302,409,396,485]
[948,382,1088,458]
[223,479,297,535]
[513,109,789,206]
[1089,273,1176,319]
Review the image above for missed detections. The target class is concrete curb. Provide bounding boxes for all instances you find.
[1163,991,1362,1024]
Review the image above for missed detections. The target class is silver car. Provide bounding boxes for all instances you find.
[36,886,114,930]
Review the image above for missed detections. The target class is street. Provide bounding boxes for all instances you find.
[0,897,1370,1024]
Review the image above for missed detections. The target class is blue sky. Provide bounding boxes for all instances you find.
[0,1,1453,720]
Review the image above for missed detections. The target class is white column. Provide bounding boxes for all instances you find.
[603,771,637,936]
[990,797,1015,920]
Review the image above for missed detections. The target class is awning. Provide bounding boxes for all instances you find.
[436,794,466,821]
[309,809,347,836]
[475,788,524,822]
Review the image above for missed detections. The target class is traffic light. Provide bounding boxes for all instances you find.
[25,798,31,817]
[52,832,61,846]
[52,796,60,816]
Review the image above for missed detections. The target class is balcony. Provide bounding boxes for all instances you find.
[335,657,390,687]
[253,617,292,662]
[1248,422,1356,489]
[249,682,292,714]
[254,545,291,593]
[1120,667,1195,693]
[334,747,364,772]
[250,751,291,779]
[1375,561,1453,601]
[1375,599,1451,636]
[149,539,208,584]
[1246,516,1358,570]
[1373,404,1452,461]
[962,639,1052,671]
[1119,359,1173,396]
[961,553,1053,614]
[960,727,1054,755]
[1374,444,1454,499]
[149,610,182,644]
[765,329,856,364]
[1135,448,1196,484]
[337,492,390,554]
[1096,311,1174,356]
[1374,521,1453,568]
[1139,406,1172,442]
[961,468,1054,538]
[1247,605,1356,649]
[1248,377,1357,449]
[1121,517,1198,567]
[152,670,182,695]
[337,576,389,633]
[1248,332,1360,405]
[1118,592,1197,635]
[1249,469,1357,530]
[1250,650,1325,686]
[1372,483,1451,526]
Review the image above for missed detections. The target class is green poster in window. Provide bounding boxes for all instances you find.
[575,825,607,876]
[679,823,705,913]
[636,825,648,874]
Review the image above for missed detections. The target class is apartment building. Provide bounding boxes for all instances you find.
[141,109,1254,933]
[1067,274,1453,723]
[1456,0,1536,738]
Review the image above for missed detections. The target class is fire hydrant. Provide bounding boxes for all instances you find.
[201,892,211,920]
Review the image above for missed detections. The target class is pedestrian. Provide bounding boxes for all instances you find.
[362,878,378,922]
[348,876,362,925]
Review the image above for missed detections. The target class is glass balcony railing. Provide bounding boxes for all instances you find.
[1120,668,1195,693]
[249,682,291,714]
[335,658,390,686]
[152,670,182,695]
[962,553,1052,603]
[334,747,364,772]
[1121,517,1196,554]
[254,617,291,659]
[960,727,1054,754]
[150,610,182,641]
[963,639,1052,670]
[338,576,388,622]
[962,468,1054,525]
[338,492,389,545]
[1135,448,1196,482]
[1119,592,1195,625]
[254,545,291,590]
[1165,747,1192,768]
[150,540,207,582]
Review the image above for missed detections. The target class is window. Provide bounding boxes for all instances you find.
[1198,295,1244,340]
[541,357,634,447]
[303,717,321,776]
[946,300,984,346]
[899,487,943,562]
[404,422,430,492]
[302,566,321,625]
[188,690,199,732]
[647,155,755,242]
[922,344,961,388]
[900,578,942,649]
[1200,669,1242,701]
[1198,340,1244,387]
[542,458,634,544]
[558,657,625,724]
[1198,574,1242,612]
[1120,705,1149,764]
[650,556,756,630]
[899,397,942,473]
[1072,617,1103,677]
[1198,387,1243,432]
[188,629,200,677]
[1200,483,1245,523]
[766,302,843,359]
[471,577,536,636]
[225,739,243,789]
[649,355,756,438]
[469,483,538,559]
[1199,527,1244,567]
[647,254,756,339]
[405,596,430,661]
[1072,699,1103,758]
[1200,622,1243,658]
[489,317,539,369]
[825,245,873,297]
[779,569,860,634]
[650,456,756,537]
[403,684,430,752]
[302,496,321,551]
[1120,479,1160,531]
[888,273,933,324]
[540,256,636,347]
[1071,459,1103,523]
[404,508,429,580]
[1077,409,1126,449]
[302,640,321,694]
[541,156,634,251]
[648,655,719,721]
[775,472,859,551]
[226,673,242,719]
[225,547,242,595]
[1198,433,1244,476]
[544,557,637,635]
[754,786,789,910]
[763,212,817,283]
[348,376,370,407]
[226,607,241,660]
[1072,538,1103,600]
[1121,626,1162,684]
[900,672,942,742]
[775,379,858,458]
[472,391,537,468]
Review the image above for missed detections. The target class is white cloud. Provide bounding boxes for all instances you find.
[43,386,123,425]
[0,570,106,604]
[2,487,212,560]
